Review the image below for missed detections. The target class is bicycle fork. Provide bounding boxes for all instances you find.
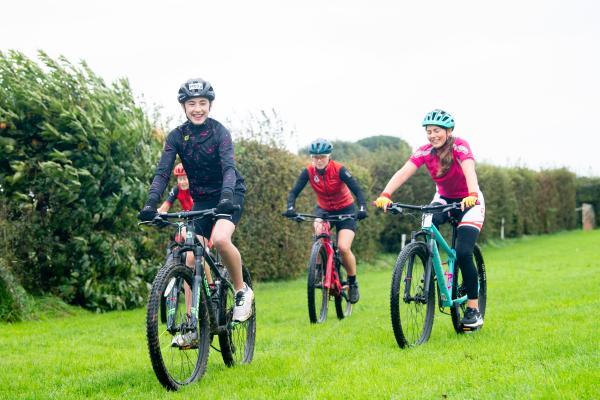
[323,243,341,296]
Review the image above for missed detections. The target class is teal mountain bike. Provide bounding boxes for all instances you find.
[386,202,487,348]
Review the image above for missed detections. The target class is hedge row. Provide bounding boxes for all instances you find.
[0,51,586,319]
[0,51,165,315]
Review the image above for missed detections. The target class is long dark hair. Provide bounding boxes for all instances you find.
[432,134,455,177]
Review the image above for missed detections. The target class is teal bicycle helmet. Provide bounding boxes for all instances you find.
[308,138,333,155]
[422,109,455,129]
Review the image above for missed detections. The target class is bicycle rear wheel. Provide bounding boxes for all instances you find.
[146,263,211,390]
[390,242,435,348]
[334,261,352,319]
[307,241,328,323]
[451,244,487,333]
[219,265,256,366]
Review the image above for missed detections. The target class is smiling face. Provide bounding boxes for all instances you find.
[425,125,453,148]
[311,154,330,170]
[183,97,211,125]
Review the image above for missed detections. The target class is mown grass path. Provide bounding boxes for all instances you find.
[1,230,598,399]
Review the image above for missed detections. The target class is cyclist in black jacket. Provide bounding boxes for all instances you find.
[139,79,253,344]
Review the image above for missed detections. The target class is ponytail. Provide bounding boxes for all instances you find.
[433,135,455,177]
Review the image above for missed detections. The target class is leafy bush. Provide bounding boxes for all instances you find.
[234,140,314,280]
[0,261,31,322]
[0,50,163,312]
[0,51,584,321]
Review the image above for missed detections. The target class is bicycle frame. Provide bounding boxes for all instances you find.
[285,212,356,296]
[156,210,236,336]
[315,222,343,296]
[391,204,468,308]
[418,213,467,308]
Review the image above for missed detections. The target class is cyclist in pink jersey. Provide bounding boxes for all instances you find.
[374,109,485,328]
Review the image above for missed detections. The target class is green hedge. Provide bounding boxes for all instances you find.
[234,140,313,281]
[0,51,586,319]
[0,51,164,312]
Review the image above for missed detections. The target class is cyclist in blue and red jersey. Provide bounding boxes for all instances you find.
[138,78,253,342]
[285,138,368,304]
[374,109,485,328]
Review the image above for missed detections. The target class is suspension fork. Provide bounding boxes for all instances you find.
[422,238,436,301]
[190,243,211,330]
[322,239,335,291]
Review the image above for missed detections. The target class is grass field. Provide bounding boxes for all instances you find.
[1,230,599,399]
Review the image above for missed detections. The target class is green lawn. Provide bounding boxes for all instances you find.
[1,230,599,399]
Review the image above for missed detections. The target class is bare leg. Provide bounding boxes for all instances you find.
[337,229,356,276]
[211,219,244,292]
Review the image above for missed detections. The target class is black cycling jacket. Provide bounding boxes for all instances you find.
[146,119,245,207]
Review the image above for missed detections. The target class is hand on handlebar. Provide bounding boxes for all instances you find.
[138,205,157,221]
[283,206,297,218]
[460,192,479,211]
[373,192,392,212]
[356,205,368,220]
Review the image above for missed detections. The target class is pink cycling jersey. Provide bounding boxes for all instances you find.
[409,137,474,198]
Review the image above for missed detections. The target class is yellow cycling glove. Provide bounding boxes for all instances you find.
[461,192,479,210]
[374,192,393,209]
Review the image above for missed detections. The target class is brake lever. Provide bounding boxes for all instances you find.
[388,206,403,215]
[152,216,170,228]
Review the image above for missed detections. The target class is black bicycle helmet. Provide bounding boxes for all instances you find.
[177,78,215,103]
[308,138,333,155]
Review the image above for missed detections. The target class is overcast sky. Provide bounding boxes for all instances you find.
[2,0,598,176]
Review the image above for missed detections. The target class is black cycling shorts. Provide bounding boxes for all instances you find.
[192,191,244,238]
[315,204,357,232]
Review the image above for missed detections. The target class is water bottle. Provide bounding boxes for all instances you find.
[444,271,453,293]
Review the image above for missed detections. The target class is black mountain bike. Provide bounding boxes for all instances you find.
[141,207,256,390]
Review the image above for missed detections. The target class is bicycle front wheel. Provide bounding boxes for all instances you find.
[390,242,435,348]
[219,265,256,366]
[451,244,487,333]
[146,262,211,390]
[307,241,328,323]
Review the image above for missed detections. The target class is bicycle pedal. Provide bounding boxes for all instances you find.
[460,324,481,333]
[177,344,199,350]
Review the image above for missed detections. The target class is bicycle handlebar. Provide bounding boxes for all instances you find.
[138,205,241,228]
[387,202,462,215]
[281,212,356,223]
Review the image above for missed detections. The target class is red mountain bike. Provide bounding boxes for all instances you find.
[284,213,355,323]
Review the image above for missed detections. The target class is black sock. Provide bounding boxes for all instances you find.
[348,275,356,285]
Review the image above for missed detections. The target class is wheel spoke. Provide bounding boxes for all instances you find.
[390,243,435,348]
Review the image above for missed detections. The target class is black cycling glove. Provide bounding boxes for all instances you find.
[216,191,235,214]
[138,205,157,221]
[284,206,297,218]
[356,205,368,220]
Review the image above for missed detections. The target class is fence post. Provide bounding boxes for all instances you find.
[501,217,505,240]
[582,203,596,231]
[401,233,406,249]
